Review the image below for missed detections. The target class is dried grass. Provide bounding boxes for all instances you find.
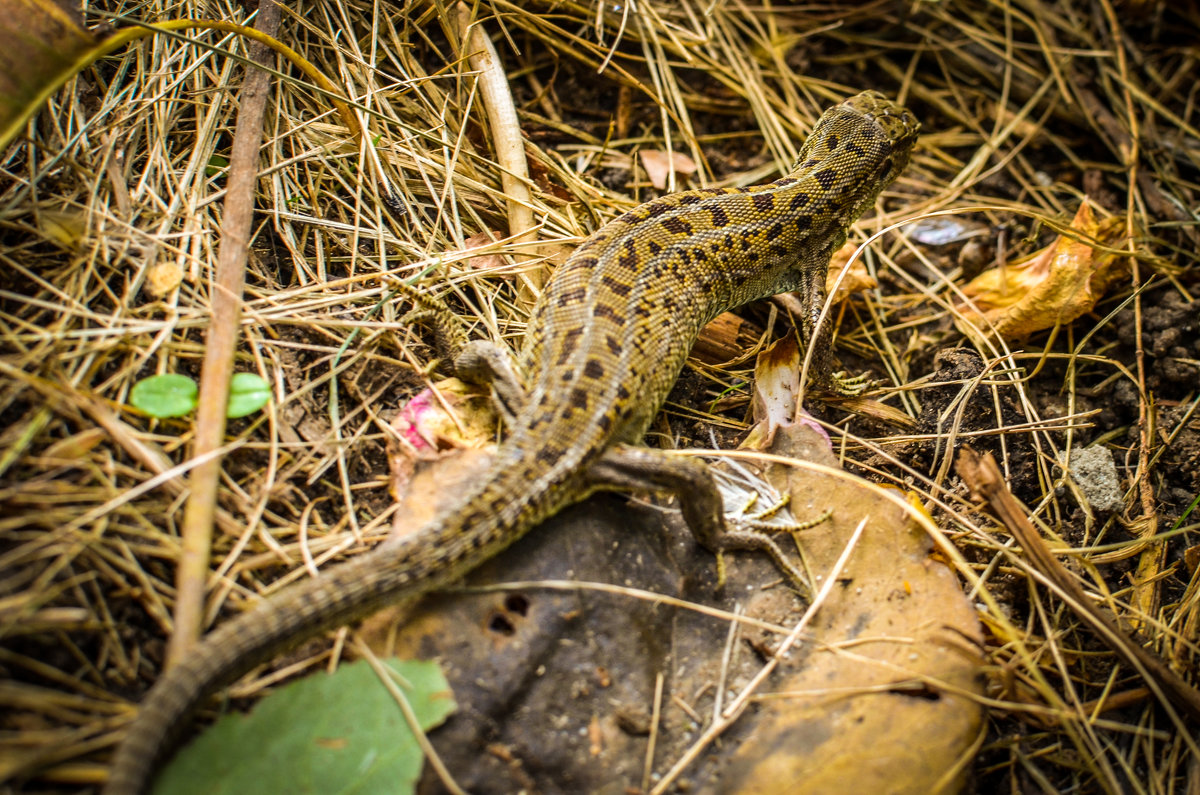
[1,0,1198,791]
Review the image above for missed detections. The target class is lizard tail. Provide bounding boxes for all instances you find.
[103,544,426,795]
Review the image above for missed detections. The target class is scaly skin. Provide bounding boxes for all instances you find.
[104,91,918,794]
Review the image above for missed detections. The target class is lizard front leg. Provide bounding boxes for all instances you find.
[453,340,526,422]
[586,445,813,594]
[793,255,871,397]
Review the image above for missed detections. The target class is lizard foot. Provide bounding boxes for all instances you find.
[829,370,875,397]
[394,282,472,366]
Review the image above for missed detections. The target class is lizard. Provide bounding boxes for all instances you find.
[103,89,919,794]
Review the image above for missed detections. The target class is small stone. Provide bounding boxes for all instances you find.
[1061,445,1124,514]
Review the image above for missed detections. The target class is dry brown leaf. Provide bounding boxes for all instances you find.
[691,311,764,365]
[0,0,97,150]
[459,230,508,273]
[827,239,879,302]
[638,149,697,189]
[956,200,1130,339]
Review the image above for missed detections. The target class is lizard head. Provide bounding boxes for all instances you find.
[789,90,920,228]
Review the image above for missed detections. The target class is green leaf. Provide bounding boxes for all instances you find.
[154,659,456,795]
[129,374,198,418]
[226,372,272,418]
[205,154,229,177]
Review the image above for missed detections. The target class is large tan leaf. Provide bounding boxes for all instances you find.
[721,431,985,794]
[717,338,985,794]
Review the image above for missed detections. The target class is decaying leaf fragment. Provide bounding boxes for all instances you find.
[460,230,508,273]
[827,239,879,303]
[742,332,829,450]
[956,200,1130,339]
[386,378,498,509]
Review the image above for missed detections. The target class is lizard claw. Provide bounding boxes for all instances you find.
[830,370,874,397]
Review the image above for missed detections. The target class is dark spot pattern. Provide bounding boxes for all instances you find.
[814,168,837,189]
[662,217,693,236]
[601,274,633,297]
[555,288,586,306]
[594,304,626,324]
[555,327,583,364]
[583,359,605,379]
[752,193,775,213]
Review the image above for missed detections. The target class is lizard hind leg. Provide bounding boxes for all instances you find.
[586,445,812,595]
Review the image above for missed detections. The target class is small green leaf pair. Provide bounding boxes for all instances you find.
[129,372,272,419]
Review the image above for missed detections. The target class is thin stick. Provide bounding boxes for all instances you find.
[168,0,282,665]
[455,1,543,304]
